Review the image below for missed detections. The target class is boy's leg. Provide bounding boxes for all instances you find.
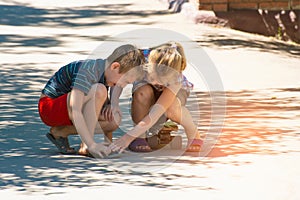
[39,94,77,154]
[50,126,77,138]
[48,126,77,154]
[75,84,107,154]
[78,120,119,155]
[50,97,120,156]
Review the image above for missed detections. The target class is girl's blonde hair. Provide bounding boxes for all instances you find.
[148,41,187,72]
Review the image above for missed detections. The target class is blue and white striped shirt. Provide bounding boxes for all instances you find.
[42,59,106,98]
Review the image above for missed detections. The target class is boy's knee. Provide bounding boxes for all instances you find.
[107,121,119,132]
[133,85,154,104]
[94,84,108,99]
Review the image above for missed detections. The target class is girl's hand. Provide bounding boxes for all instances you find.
[108,134,135,153]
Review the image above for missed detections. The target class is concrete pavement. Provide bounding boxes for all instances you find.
[0,0,299,199]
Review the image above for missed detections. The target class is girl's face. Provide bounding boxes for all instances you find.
[146,72,160,86]
[145,63,161,85]
[146,62,179,86]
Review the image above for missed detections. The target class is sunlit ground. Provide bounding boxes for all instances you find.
[0,0,299,199]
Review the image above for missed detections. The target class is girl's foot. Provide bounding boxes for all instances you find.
[128,138,152,152]
[186,139,203,152]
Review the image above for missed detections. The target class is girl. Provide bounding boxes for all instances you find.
[109,41,203,153]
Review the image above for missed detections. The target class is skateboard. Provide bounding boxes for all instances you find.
[147,121,182,150]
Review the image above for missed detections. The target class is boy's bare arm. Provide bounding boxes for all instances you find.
[69,89,109,158]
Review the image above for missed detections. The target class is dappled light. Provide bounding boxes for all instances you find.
[1,0,299,198]
[0,4,168,27]
[200,90,300,157]
[1,60,299,194]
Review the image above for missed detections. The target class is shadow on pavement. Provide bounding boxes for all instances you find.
[0,3,168,50]
[196,33,300,57]
[1,2,300,195]
[0,63,212,194]
[1,60,300,194]
[0,4,168,27]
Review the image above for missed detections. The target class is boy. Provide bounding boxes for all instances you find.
[38,44,145,158]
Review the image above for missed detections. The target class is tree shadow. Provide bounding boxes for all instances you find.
[0,34,62,48]
[0,4,168,27]
[196,33,300,57]
[0,3,168,50]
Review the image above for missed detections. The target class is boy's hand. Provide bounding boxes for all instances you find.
[100,105,122,123]
[88,143,111,158]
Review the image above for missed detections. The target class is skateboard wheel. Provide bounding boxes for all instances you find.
[170,136,182,149]
[147,135,159,149]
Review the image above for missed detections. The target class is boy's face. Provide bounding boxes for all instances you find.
[105,62,136,87]
[116,74,136,88]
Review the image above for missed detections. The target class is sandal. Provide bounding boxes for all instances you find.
[46,133,77,155]
[128,138,152,152]
[186,139,203,152]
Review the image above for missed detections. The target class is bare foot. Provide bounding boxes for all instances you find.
[78,143,89,156]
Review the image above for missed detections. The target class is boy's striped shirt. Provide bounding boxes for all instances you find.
[42,59,106,98]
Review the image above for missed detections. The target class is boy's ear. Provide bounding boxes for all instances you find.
[111,62,120,70]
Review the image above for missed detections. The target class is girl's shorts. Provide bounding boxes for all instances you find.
[38,94,73,127]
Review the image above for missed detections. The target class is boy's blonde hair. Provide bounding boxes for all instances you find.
[107,44,145,74]
[148,41,187,72]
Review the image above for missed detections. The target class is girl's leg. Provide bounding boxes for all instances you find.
[130,84,156,151]
[131,84,156,124]
[166,98,200,140]
[166,91,202,151]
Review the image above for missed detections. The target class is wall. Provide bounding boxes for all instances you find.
[196,0,300,43]
[198,0,300,12]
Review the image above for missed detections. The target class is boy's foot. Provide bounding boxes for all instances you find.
[77,142,95,158]
[128,138,152,152]
[46,133,77,155]
[186,139,203,152]
[77,147,89,156]
[77,147,94,158]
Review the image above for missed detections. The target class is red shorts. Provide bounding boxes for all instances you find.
[38,94,73,126]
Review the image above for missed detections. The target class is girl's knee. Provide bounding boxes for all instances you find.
[166,101,182,121]
[133,85,154,104]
